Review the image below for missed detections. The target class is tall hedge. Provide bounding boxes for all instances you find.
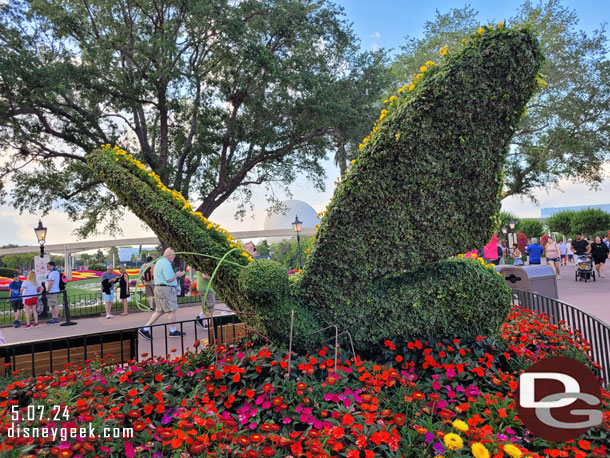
[88,25,542,353]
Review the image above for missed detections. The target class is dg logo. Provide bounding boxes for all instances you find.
[516,356,603,442]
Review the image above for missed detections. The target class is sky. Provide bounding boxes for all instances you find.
[1,0,609,248]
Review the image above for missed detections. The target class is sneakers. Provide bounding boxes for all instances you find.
[138,328,152,340]
[13,320,21,328]
[48,318,59,324]
[106,314,114,319]
[195,316,209,328]
[22,324,31,329]
[169,330,186,337]
[557,275,561,280]
[33,323,40,328]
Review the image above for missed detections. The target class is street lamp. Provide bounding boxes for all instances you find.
[292,215,303,270]
[34,220,47,258]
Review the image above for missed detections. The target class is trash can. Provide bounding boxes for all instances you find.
[495,265,558,299]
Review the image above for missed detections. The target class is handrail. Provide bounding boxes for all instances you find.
[512,288,610,386]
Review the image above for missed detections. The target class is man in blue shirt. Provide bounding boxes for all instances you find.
[525,238,544,265]
[8,273,23,328]
[138,248,185,340]
[46,261,61,324]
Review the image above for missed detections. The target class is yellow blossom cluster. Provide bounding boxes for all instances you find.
[102,145,253,262]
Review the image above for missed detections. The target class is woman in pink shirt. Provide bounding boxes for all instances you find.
[545,236,561,279]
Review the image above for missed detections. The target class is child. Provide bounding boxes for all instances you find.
[20,270,40,328]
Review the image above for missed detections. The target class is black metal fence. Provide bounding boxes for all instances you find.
[0,314,246,377]
[512,288,610,385]
[0,291,202,326]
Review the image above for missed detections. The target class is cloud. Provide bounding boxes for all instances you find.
[371,43,379,51]
[369,31,381,39]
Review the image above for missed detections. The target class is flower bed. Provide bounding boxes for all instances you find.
[0,306,608,458]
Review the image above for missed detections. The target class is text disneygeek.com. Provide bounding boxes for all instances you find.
[8,424,134,442]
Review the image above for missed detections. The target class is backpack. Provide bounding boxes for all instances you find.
[143,265,153,283]
[58,272,67,291]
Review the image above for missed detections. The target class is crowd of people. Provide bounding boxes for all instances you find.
[494,233,610,279]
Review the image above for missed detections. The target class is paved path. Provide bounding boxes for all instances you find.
[555,263,610,325]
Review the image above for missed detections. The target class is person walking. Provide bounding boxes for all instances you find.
[20,270,40,328]
[101,265,119,319]
[138,248,186,340]
[591,235,609,278]
[118,265,130,316]
[571,233,590,256]
[511,244,524,265]
[8,272,24,328]
[139,256,155,310]
[559,239,567,266]
[566,238,574,265]
[525,238,543,265]
[46,261,61,324]
[545,236,561,279]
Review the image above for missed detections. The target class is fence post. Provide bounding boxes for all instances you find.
[60,289,77,327]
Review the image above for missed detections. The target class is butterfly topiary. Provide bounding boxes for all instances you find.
[88,25,543,354]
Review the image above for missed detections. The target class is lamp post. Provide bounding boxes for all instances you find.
[508,221,516,249]
[292,216,303,270]
[34,220,47,258]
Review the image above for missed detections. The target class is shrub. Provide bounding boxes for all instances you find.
[0,267,19,278]
[570,208,610,238]
[89,264,107,272]
[516,218,544,238]
[547,210,574,235]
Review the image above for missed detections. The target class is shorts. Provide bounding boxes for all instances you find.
[47,293,59,308]
[513,259,524,266]
[102,291,115,303]
[529,261,541,265]
[154,285,178,313]
[593,257,607,265]
[24,297,38,306]
[145,284,155,297]
[11,301,24,312]
[567,254,573,260]
[546,257,560,263]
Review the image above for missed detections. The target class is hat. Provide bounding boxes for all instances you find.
[12,272,19,277]
[47,261,56,266]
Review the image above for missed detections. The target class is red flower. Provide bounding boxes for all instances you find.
[393,413,406,425]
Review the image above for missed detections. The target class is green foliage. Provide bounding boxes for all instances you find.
[300,26,542,351]
[327,258,512,355]
[88,25,541,354]
[1,253,35,271]
[498,211,520,232]
[238,260,318,347]
[0,267,19,277]
[570,208,610,237]
[546,210,575,235]
[516,218,544,238]
[1,0,383,236]
[390,1,610,201]
[254,240,270,256]
[269,237,313,270]
[89,264,107,272]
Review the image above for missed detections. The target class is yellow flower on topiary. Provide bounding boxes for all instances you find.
[471,442,490,458]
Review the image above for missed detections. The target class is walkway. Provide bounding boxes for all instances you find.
[555,263,610,325]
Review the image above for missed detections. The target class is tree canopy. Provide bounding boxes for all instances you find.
[390,0,610,201]
[0,0,384,237]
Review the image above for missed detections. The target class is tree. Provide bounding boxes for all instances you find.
[546,210,574,235]
[0,0,378,236]
[255,240,270,256]
[498,211,520,232]
[516,219,544,238]
[390,1,610,201]
[2,253,35,271]
[570,208,610,238]
[269,237,313,269]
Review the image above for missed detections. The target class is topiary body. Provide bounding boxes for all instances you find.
[88,26,542,353]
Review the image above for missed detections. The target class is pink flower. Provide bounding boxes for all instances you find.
[125,441,135,458]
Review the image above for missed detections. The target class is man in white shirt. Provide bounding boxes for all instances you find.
[46,261,61,324]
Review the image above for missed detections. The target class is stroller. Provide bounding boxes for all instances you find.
[575,254,595,282]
